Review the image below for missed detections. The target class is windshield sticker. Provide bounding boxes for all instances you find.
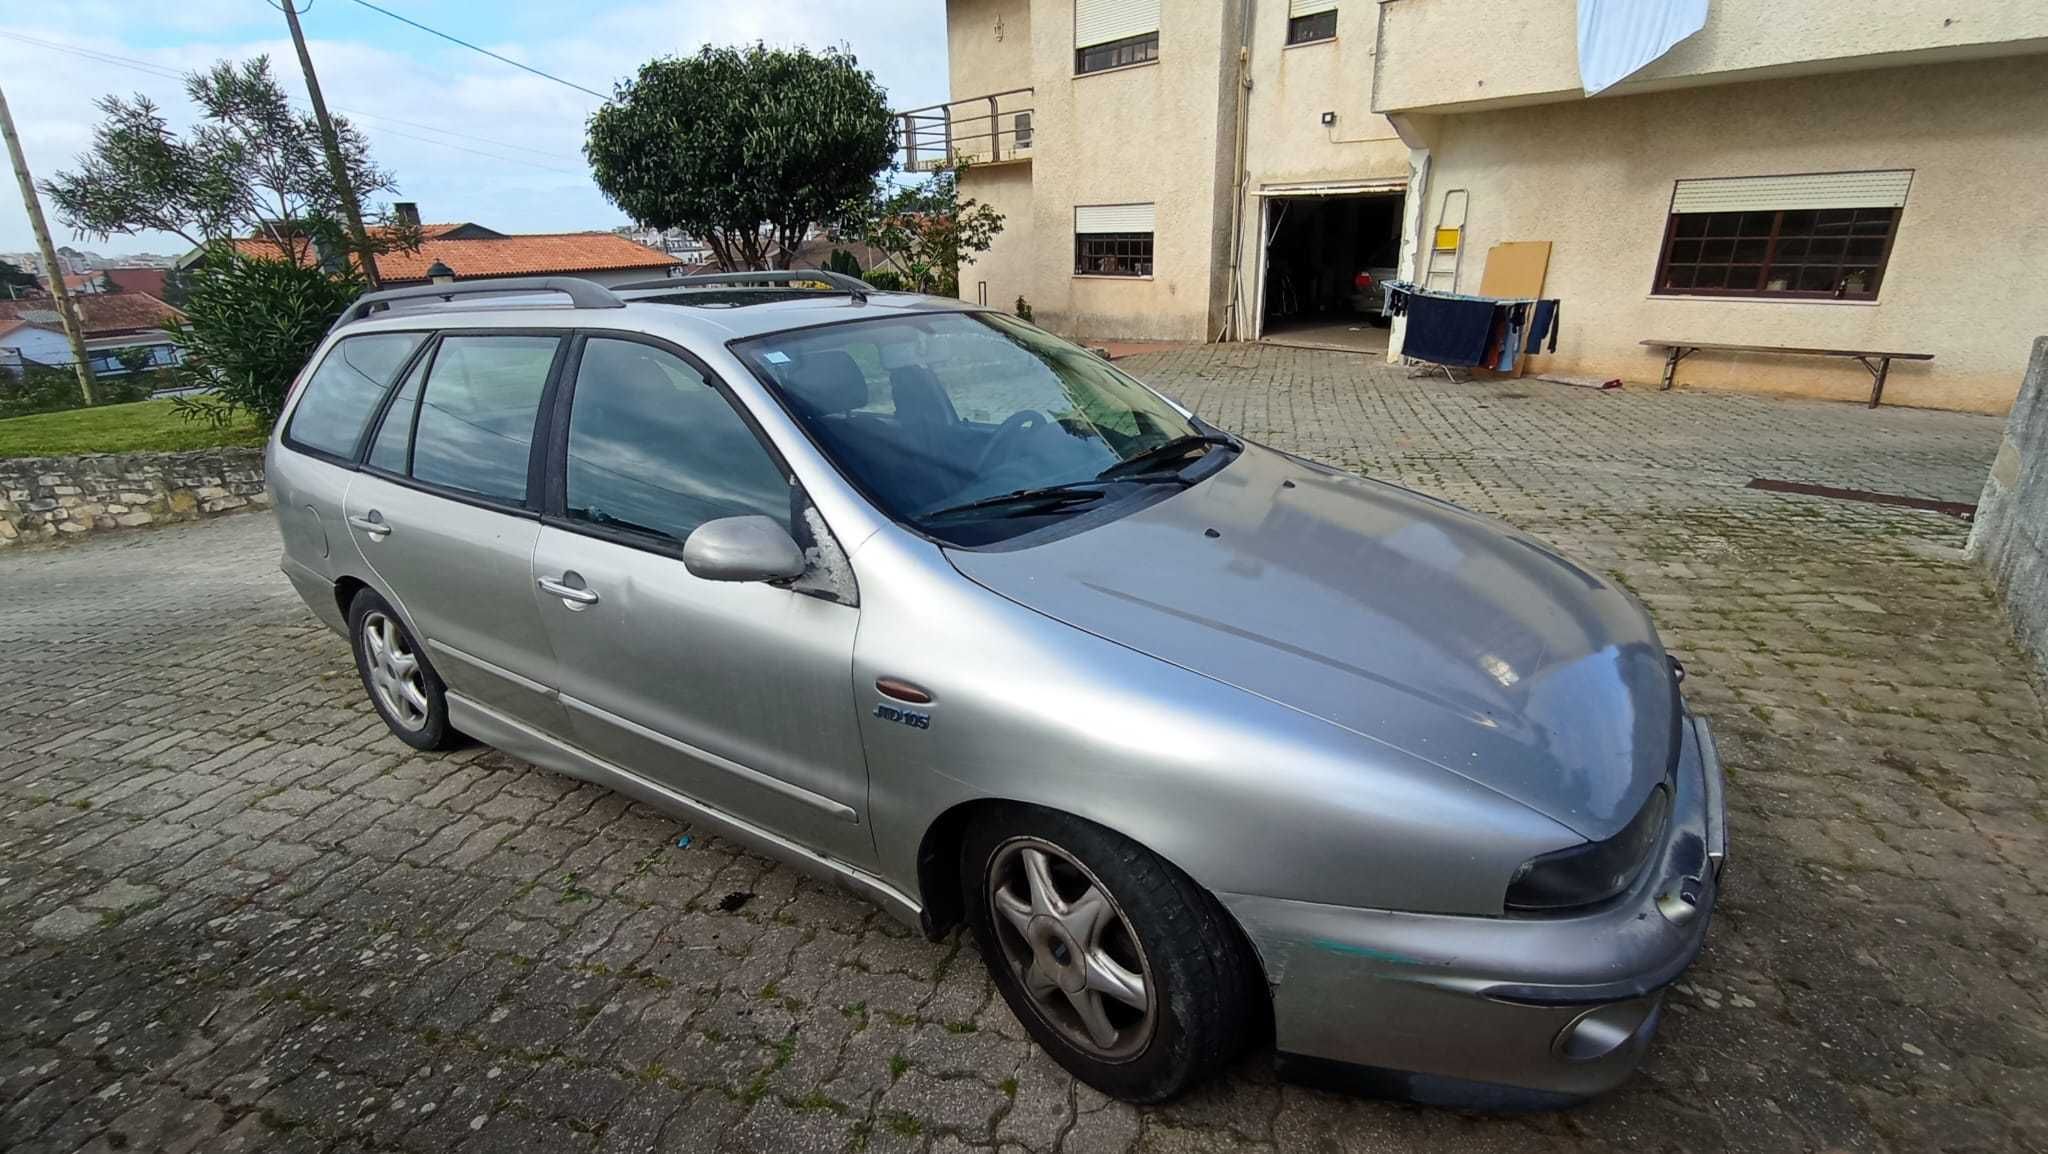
[763,350,792,365]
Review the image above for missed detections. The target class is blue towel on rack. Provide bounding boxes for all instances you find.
[1524,299,1560,354]
[1401,293,1496,367]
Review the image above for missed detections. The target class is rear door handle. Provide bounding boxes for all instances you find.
[348,514,391,538]
[537,576,600,606]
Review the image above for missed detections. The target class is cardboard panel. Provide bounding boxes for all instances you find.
[1479,241,1551,299]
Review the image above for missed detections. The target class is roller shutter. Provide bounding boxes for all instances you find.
[1076,0,1160,48]
[1289,0,1339,16]
[1075,203,1156,233]
[1671,170,1914,214]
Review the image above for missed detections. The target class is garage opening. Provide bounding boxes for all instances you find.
[1259,192,1404,353]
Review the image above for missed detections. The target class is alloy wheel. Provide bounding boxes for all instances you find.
[987,837,1157,1061]
[361,610,429,732]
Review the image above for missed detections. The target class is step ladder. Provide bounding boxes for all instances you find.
[1422,188,1468,293]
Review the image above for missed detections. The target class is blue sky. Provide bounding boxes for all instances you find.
[0,1,948,258]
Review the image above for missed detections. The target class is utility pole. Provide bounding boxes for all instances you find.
[0,80,96,406]
[281,0,380,288]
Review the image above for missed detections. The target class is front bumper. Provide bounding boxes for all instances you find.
[1223,709,1728,1102]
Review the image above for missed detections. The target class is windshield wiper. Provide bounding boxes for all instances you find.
[1095,433,1239,481]
[923,483,1107,521]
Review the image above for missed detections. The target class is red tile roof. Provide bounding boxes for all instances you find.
[100,267,169,298]
[0,293,185,337]
[227,228,679,285]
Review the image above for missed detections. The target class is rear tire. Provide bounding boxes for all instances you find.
[346,588,461,751]
[961,805,1258,1103]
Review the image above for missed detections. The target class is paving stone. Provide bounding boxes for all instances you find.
[0,348,2040,1152]
[77,879,162,912]
[28,906,101,942]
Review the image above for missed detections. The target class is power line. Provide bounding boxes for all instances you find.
[0,31,585,175]
[0,31,187,81]
[345,121,581,175]
[341,0,611,101]
[332,106,579,162]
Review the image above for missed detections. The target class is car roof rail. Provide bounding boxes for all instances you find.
[615,268,869,303]
[328,276,626,336]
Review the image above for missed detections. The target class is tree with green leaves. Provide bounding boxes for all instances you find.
[46,56,414,429]
[845,170,1004,297]
[169,251,362,427]
[586,45,896,272]
[43,56,417,267]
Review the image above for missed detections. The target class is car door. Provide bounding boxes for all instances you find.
[529,334,871,866]
[345,331,571,735]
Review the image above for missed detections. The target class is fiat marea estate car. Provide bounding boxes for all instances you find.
[268,272,1726,1105]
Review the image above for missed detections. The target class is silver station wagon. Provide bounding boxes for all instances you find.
[269,272,1727,1105]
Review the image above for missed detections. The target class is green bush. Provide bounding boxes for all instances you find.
[824,248,863,277]
[861,267,904,292]
[171,247,362,425]
[0,365,151,420]
[100,373,155,405]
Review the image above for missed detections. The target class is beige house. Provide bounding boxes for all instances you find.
[924,0,2048,412]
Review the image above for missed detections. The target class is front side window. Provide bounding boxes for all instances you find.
[1076,32,1158,74]
[408,335,559,503]
[1075,232,1154,276]
[563,338,790,546]
[1288,9,1337,43]
[1653,173,1911,300]
[285,332,424,458]
[1654,207,1900,299]
[736,311,1218,546]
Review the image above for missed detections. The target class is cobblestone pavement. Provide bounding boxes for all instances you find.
[4,346,2043,1153]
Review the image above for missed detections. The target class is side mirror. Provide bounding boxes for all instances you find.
[682,515,808,583]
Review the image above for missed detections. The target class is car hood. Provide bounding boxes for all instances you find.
[944,444,1677,839]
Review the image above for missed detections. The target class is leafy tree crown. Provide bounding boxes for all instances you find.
[586,45,896,271]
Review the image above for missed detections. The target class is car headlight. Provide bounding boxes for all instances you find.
[1505,784,1670,912]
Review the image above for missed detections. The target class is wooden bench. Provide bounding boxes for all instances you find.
[1640,340,1934,408]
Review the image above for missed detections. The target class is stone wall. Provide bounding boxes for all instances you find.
[0,447,267,547]
[1968,336,2048,677]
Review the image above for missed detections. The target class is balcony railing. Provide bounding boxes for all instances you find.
[896,88,1035,172]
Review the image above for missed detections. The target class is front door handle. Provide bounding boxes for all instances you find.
[348,513,391,539]
[537,576,600,607]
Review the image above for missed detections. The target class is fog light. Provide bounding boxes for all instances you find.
[1657,876,1704,927]
[1553,999,1659,1063]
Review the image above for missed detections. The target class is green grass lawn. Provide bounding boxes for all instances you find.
[0,398,268,459]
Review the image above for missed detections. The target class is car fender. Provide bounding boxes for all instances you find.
[846,527,1583,919]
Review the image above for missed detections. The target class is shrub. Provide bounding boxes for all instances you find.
[170,247,362,426]
[0,364,158,420]
[0,366,87,420]
[1015,296,1034,322]
[824,248,863,277]
[861,268,903,292]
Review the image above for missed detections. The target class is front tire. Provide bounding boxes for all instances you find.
[961,805,1259,1103]
[346,588,460,751]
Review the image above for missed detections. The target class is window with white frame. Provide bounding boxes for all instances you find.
[1074,204,1155,276]
[1076,0,1160,74]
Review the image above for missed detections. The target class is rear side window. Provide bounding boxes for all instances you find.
[365,350,430,473]
[563,338,789,545]
[285,333,424,458]
[409,335,559,504]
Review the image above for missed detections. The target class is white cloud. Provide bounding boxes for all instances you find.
[0,1,947,259]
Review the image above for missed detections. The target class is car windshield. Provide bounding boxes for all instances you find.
[733,311,1219,544]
